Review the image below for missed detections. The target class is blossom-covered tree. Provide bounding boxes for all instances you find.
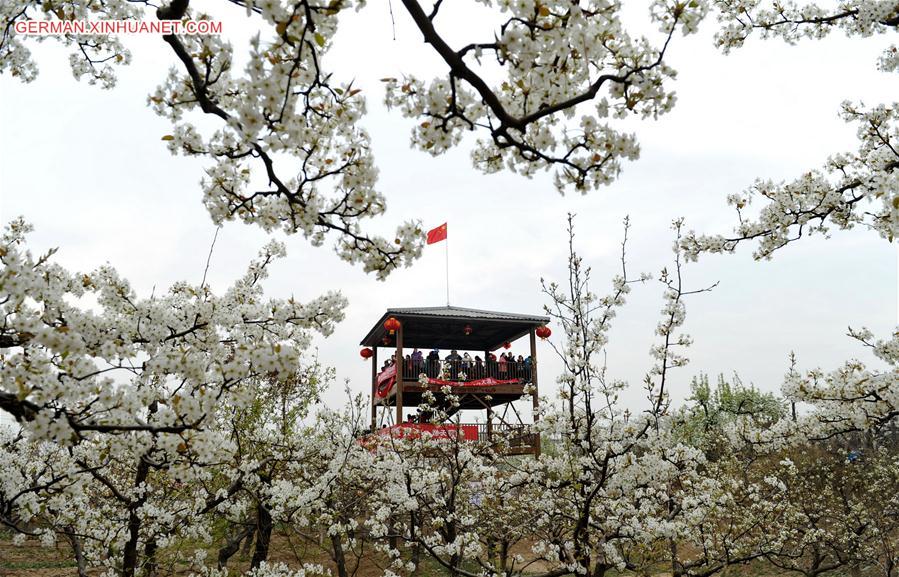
[1,2,897,576]
[0,217,348,575]
[677,1,898,442]
[2,0,710,234]
[0,217,343,440]
[384,0,707,191]
[683,2,897,259]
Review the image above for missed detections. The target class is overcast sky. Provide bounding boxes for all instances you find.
[1,1,896,419]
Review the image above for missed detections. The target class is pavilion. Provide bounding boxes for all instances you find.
[360,306,550,455]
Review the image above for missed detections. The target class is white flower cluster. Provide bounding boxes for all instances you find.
[683,3,898,261]
[384,0,708,193]
[681,101,898,260]
[3,0,424,279]
[778,327,899,440]
[0,222,346,574]
[715,1,899,61]
[0,0,137,87]
[145,1,423,278]
[1,218,345,443]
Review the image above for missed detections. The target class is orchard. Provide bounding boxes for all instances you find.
[0,1,896,576]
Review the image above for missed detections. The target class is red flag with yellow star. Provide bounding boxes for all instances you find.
[426,223,447,245]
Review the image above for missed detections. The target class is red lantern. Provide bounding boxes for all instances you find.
[502,341,511,349]
[535,325,552,340]
[383,317,401,335]
[463,324,473,336]
[360,347,373,360]
[381,335,392,346]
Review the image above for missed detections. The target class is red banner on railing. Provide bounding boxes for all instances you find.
[374,369,521,399]
[376,423,479,441]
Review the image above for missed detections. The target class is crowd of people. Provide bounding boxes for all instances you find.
[380,348,534,382]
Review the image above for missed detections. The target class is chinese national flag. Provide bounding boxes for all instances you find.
[426,223,448,245]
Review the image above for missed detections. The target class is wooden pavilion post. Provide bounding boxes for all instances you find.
[486,406,493,442]
[395,323,404,426]
[529,328,541,456]
[370,346,378,431]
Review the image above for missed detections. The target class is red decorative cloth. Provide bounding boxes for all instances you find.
[375,365,396,398]
[374,370,521,399]
[376,423,478,441]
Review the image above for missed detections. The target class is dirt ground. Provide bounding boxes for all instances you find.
[0,534,420,577]
[0,535,807,577]
[0,538,79,577]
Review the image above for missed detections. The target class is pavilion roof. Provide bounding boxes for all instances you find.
[360,306,550,351]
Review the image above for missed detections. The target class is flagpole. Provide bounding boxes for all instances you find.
[445,234,450,306]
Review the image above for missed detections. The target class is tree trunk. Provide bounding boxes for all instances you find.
[408,512,420,571]
[122,458,151,577]
[388,516,398,552]
[144,538,158,577]
[241,524,256,556]
[250,503,273,569]
[63,527,87,577]
[670,538,683,576]
[218,524,254,568]
[330,533,348,577]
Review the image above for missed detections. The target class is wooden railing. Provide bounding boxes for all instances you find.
[471,423,538,450]
[442,423,538,448]
[396,358,533,383]
[365,422,539,454]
